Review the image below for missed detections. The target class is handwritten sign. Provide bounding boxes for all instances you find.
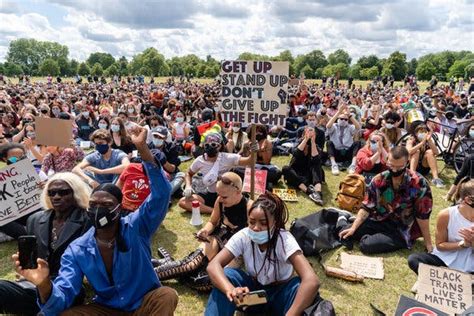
[416,263,472,314]
[35,116,73,147]
[288,79,300,86]
[242,168,267,195]
[395,295,449,316]
[340,252,384,279]
[0,159,41,226]
[219,60,289,127]
[272,188,298,202]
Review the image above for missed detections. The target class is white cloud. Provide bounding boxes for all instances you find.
[0,0,472,63]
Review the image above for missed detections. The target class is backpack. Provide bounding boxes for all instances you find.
[335,174,366,213]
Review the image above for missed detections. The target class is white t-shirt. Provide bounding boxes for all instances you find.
[225,228,301,285]
[189,152,240,193]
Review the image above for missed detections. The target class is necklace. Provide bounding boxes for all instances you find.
[96,237,116,249]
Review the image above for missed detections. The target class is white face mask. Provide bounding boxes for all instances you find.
[470,130,474,138]
[338,119,348,127]
[153,138,164,147]
[232,126,240,133]
[128,108,134,113]
[417,133,426,141]
[385,123,393,129]
[110,124,120,133]
[98,123,108,130]
[176,117,184,123]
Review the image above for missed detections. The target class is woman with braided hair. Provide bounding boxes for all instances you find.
[205,192,320,316]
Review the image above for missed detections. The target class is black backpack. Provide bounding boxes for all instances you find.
[289,208,354,257]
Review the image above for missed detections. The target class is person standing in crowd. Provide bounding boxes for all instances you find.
[73,129,130,187]
[0,172,91,315]
[326,103,361,175]
[155,172,252,291]
[408,179,473,274]
[205,192,320,315]
[179,132,255,214]
[13,127,178,315]
[339,146,433,254]
[282,126,324,205]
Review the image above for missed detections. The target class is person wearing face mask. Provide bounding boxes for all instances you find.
[326,103,361,175]
[13,127,178,315]
[225,122,248,154]
[148,126,184,196]
[285,107,308,132]
[339,146,434,254]
[73,129,130,188]
[408,179,474,274]
[155,172,252,291]
[406,124,444,188]
[12,122,45,169]
[118,111,140,132]
[0,172,91,315]
[110,117,136,156]
[171,110,190,141]
[380,112,404,148]
[50,105,61,118]
[96,116,110,131]
[205,192,320,316]
[179,132,255,214]
[355,131,389,184]
[75,105,96,144]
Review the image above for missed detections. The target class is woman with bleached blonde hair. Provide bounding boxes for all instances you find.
[0,172,92,315]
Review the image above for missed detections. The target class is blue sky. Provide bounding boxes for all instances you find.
[0,0,473,62]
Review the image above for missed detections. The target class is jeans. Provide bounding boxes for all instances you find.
[350,219,408,254]
[0,280,39,315]
[169,172,185,196]
[407,253,446,274]
[205,268,301,316]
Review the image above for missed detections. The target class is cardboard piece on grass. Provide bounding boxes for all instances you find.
[415,263,472,315]
[242,168,267,195]
[35,116,72,147]
[0,159,42,226]
[272,188,298,202]
[340,252,384,279]
[395,295,449,316]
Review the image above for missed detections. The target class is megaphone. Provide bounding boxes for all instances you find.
[190,200,203,226]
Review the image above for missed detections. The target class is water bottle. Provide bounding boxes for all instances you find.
[190,200,203,226]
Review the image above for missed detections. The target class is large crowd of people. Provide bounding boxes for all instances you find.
[0,73,473,315]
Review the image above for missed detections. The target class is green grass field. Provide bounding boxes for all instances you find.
[0,155,455,315]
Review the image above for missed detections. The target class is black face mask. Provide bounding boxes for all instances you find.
[389,166,406,178]
[256,133,266,141]
[87,205,120,229]
[204,144,218,157]
[465,198,474,208]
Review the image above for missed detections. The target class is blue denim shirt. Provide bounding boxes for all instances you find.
[38,162,171,315]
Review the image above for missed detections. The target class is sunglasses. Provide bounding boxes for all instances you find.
[205,142,220,149]
[339,118,348,121]
[370,140,377,144]
[47,189,73,197]
[217,175,239,189]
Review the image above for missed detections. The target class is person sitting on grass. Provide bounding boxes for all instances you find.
[13,127,178,315]
[73,129,130,188]
[406,123,445,188]
[205,192,320,316]
[0,172,91,315]
[282,126,324,206]
[179,132,255,214]
[355,131,389,184]
[155,172,252,291]
[408,179,474,274]
[339,146,434,254]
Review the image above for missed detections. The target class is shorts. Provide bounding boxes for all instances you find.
[198,191,218,208]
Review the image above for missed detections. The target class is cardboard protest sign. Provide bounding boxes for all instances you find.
[35,116,73,147]
[219,60,289,127]
[272,188,298,202]
[340,252,384,279]
[0,159,42,226]
[242,168,267,195]
[395,295,449,316]
[288,79,300,86]
[416,263,472,315]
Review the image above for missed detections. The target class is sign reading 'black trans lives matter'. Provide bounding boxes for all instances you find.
[219,60,289,127]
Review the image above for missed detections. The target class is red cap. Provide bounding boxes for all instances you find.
[192,200,200,208]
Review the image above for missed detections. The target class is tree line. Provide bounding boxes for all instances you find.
[1,38,473,81]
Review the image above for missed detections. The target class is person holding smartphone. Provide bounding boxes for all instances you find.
[13,127,178,315]
[205,192,320,316]
[0,172,91,315]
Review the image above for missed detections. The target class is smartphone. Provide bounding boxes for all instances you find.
[236,290,267,308]
[18,235,38,269]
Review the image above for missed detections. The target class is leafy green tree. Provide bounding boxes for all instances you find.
[293,50,327,78]
[78,62,90,76]
[105,64,119,77]
[68,59,79,76]
[356,55,379,69]
[238,52,270,61]
[3,62,23,76]
[39,58,60,76]
[91,63,104,76]
[129,48,166,76]
[360,66,379,80]
[349,64,361,79]
[87,52,115,70]
[328,49,351,65]
[407,58,417,76]
[117,56,129,76]
[465,63,474,78]
[447,60,471,79]
[382,51,407,80]
[300,64,314,79]
[416,60,436,80]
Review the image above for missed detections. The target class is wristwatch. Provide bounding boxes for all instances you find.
[458,240,469,248]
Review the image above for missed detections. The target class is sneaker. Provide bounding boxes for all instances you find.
[348,164,356,174]
[331,164,340,175]
[432,178,445,188]
[309,191,324,206]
